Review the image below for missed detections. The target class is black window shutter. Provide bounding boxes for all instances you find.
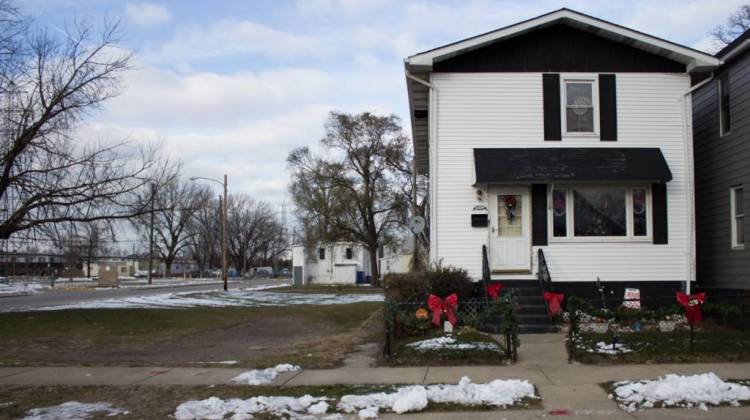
[532,184,548,246]
[652,183,668,244]
[599,74,617,141]
[543,74,561,141]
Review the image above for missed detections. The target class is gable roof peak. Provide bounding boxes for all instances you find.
[406,8,719,72]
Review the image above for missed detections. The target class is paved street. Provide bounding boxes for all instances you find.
[0,277,290,311]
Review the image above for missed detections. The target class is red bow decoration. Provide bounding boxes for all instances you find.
[676,292,706,325]
[543,292,565,318]
[427,294,458,327]
[486,283,503,300]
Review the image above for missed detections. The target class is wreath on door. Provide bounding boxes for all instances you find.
[504,195,518,222]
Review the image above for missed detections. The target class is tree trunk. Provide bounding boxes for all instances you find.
[164,259,173,278]
[368,243,380,287]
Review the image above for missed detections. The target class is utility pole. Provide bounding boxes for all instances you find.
[147,183,156,285]
[222,174,228,291]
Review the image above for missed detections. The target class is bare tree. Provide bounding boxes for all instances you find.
[225,195,285,274]
[712,4,750,46]
[0,3,158,239]
[48,221,114,278]
[187,196,221,272]
[288,111,411,286]
[134,173,211,277]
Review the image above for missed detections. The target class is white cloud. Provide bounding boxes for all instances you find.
[104,65,336,129]
[125,2,171,27]
[158,19,330,62]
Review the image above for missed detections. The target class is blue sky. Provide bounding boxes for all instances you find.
[25,0,743,209]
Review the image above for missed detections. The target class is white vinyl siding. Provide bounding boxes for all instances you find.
[430,72,692,283]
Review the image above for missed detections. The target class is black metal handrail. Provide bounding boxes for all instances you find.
[537,248,552,293]
[482,245,490,306]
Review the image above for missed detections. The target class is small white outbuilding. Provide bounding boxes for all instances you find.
[292,242,372,285]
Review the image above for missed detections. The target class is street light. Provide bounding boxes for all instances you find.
[190,175,228,291]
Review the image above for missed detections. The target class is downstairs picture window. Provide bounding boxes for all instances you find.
[551,187,650,240]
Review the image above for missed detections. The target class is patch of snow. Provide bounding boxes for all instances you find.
[584,341,633,355]
[613,372,750,412]
[174,395,330,420]
[358,406,379,419]
[174,377,536,419]
[0,282,48,296]
[197,360,238,365]
[308,401,329,415]
[231,364,301,385]
[406,336,499,352]
[22,401,127,420]
[1,285,382,312]
[338,376,536,415]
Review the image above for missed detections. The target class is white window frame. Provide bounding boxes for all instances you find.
[548,185,652,243]
[731,186,744,250]
[560,74,600,138]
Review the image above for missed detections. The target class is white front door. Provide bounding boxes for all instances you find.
[491,187,532,272]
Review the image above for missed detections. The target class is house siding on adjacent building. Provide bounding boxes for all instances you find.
[693,48,750,290]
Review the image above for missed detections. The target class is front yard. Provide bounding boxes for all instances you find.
[571,326,750,364]
[0,302,381,369]
[384,328,508,366]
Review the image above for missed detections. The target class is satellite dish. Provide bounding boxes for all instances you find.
[408,216,426,234]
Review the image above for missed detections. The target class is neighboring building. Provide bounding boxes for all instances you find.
[404,8,719,299]
[292,243,371,285]
[379,240,414,276]
[693,31,750,291]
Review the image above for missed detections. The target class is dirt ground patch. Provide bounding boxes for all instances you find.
[0,303,381,368]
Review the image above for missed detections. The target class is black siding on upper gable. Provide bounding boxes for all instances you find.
[433,24,686,73]
[692,46,750,290]
[542,74,561,141]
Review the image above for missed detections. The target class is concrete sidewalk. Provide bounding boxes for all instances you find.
[1,334,749,418]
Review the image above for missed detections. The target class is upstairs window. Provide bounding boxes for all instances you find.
[563,79,597,134]
[731,186,744,249]
[345,247,353,259]
[719,75,731,136]
[318,248,325,260]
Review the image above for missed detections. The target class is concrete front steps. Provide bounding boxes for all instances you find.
[488,280,558,334]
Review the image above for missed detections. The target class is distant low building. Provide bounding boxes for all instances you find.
[292,242,371,285]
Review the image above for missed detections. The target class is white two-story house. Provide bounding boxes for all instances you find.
[404,9,719,300]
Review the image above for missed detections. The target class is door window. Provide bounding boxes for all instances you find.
[497,194,523,237]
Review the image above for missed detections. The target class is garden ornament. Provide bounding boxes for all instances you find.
[427,293,458,327]
[676,292,706,325]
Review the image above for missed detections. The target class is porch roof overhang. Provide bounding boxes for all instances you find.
[473,147,672,184]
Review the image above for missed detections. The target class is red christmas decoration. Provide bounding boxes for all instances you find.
[543,292,565,318]
[486,283,503,300]
[676,292,706,325]
[427,294,458,327]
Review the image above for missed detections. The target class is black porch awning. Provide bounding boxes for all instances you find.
[473,147,672,184]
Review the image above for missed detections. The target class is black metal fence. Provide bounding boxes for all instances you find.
[566,293,750,363]
[383,297,518,362]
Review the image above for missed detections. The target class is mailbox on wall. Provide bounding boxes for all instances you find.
[471,205,488,227]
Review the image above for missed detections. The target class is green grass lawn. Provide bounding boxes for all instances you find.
[0,303,381,368]
[274,284,384,294]
[572,326,750,364]
[0,383,541,419]
[384,328,507,366]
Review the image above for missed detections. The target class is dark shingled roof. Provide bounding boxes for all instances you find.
[473,147,672,184]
